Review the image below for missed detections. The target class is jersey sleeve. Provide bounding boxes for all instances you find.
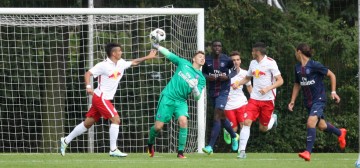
[158,46,188,66]
[313,61,328,75]
[89,62,105,78]
[270,61,281,76]
[196,75,206,98]
[119,59,132,69]
[294,65,300,83]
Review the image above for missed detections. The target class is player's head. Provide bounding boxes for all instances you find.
[252,42,266,59]
[230,51,241,68]
[105,43,122,59]
[192,50,205,68]
[296,43,312,60]
[211,40,222,56]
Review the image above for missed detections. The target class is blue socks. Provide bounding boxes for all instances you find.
[306,128,316,153]
[221,119,236,138]
[324,122,341,136]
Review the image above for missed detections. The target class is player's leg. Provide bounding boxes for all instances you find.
[60,95,101,156]
[174,101,189,158]
[224,109,237,144]
[60,116,95,156]
[236,105,246,150]
[148,95,173,157]
[217,94,239,151]
[202,97,221,154]
[258,100,275,132]
[299,103,323,161]
[238,99,258,159]
[317,116,346,149]
[177,116,188,158]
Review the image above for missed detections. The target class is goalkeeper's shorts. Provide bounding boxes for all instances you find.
[155,95,189,123]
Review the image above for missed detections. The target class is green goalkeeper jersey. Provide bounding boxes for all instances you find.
[158,47,206,102]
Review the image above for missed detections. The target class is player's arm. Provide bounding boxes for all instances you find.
[327,69,340,103]
[131,50,157,66]
[232,76,251,89]
[192,77,206,101]
[246,85,253,94]
[260,74,284,95]
[288,83,301,112]
[84,70,94,95]
[153,44,183,65]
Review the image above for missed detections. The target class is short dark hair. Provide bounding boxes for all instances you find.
[193,50,205,58]
[211,40,222,46]
[105,43,121,57]
[296,43,313,57]
[230,51,241,57]
[252,42,267,55]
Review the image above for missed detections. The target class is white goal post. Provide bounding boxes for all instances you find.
[0,8,205,154]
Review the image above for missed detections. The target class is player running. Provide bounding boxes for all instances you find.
[147,43,206,159]
[60,43,157,157]
[223,51,252,144]
[288,43,347,161]
[234,42,283,159]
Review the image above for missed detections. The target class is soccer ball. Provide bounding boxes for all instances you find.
[150,28,166,43]
[355,160,360,168]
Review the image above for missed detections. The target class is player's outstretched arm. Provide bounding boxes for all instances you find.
[152,43,183,65]
[233,76,251,89]
[131,50,157,66]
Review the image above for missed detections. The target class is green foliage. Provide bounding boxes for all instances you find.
[206,0,358,152]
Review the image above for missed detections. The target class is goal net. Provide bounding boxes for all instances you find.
[0,8,205,153]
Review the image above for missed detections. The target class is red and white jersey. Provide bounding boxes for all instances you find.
[89,58,132,100]
[246,55,281,101]
[225,69,251,110]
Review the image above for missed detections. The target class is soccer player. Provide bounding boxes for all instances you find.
[201,40,239,155]
[60,43,157,157]
[224,51,252,142]
[147,44,206,159]
[288,43,347,161]
[234,42,283,159]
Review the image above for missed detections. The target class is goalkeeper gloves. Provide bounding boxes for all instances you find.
[152,42,160,49]
[187,78,198,89]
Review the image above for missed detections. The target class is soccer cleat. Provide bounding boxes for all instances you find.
[202,146,213,155]
[109,149,128,157]
[298,151,311,161]
[60,137,68,156]
[237,150,246,159]
[272,113,278,127]
[338,128,347,150]
[147,144,155,157]
[177,150,187,159]
[223,128,231,144]
[231,133,239,151]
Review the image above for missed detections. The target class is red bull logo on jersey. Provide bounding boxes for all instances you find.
[108,71,121,79]
[253,69,266,78]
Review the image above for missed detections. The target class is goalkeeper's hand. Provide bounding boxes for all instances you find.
[187,78,198,89]
[152,42,160,49]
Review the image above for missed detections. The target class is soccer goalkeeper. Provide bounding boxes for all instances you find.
[147,43,206,159]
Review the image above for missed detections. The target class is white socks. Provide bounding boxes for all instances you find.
[267,115,276,131]
[239,126,250,151]
[65,122,88,144]
[109,124,119,151]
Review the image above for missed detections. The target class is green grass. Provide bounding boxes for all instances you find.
[0,153,357,168]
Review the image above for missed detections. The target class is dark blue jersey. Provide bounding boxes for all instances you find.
[294,60,328,108]
[202,53,233,97]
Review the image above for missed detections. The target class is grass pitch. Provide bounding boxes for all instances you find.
[0,153,357,168]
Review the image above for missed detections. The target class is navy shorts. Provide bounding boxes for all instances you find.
[307,101,325,119]
[212,93,228,110]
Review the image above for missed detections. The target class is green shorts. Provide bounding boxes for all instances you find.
[155,95,189,123]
